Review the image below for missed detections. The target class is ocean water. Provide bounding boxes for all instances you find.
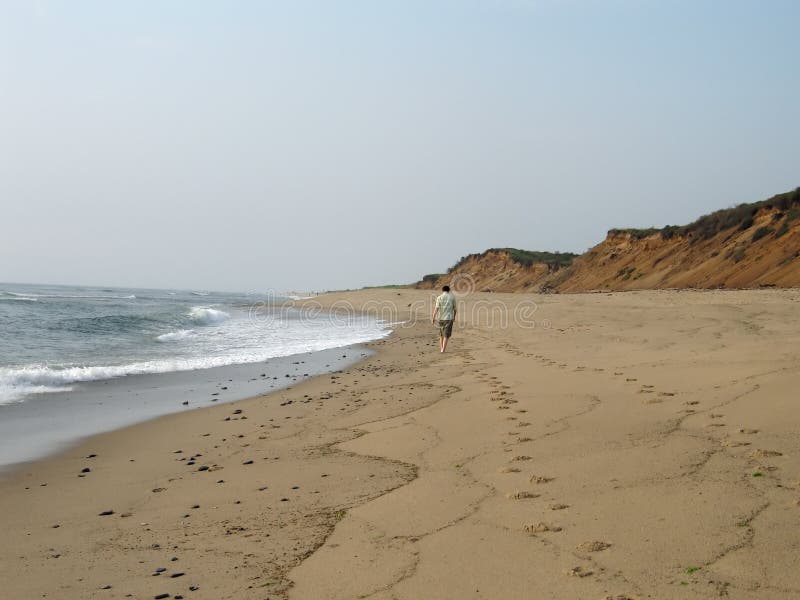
[0,283,391,405]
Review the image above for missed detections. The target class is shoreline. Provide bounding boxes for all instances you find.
[0,345,373,475]
[2,288,799,599]
[0,290,426,599]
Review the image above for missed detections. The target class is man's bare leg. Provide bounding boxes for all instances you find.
[441,335,449,352]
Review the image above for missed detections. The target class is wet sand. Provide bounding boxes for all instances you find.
[0,346,369,471]
[1,288,799,599]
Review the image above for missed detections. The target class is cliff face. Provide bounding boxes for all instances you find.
[416,250,562,293]
[417,188,800,293]
[557,206,800,291]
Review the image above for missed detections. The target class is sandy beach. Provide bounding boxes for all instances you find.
[2,288,800,600]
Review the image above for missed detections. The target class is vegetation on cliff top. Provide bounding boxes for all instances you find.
[447,248,578,273]
[609,187,800,242]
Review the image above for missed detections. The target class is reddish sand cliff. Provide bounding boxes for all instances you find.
[417,187,800,292]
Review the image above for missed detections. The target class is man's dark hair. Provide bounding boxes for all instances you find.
[442,285,450,292]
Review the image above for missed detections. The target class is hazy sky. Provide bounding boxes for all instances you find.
[2,1,798,292]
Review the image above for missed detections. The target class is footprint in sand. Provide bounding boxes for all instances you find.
[511,455,533,462]
[576,540,611,552]
[721,439,751,448]
[517,437,532,443]
[549,503,569,510]
[499,466,521,474]
[658,391,676,397]
[563,566,593,578]
[738,428,759,434]
[626,378,637,382]
[506,490,539,500]
[524,522,562,533]
[750,449,783,458]
[530,474,554,484]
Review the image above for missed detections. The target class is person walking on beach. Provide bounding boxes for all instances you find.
[432,285,456,353]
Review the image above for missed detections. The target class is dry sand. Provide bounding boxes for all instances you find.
[2,288,799,600]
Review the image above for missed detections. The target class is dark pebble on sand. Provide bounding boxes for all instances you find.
[182,401,189,405]
[81,467,91,473]
[197,465,209,471]
[171,556,178,561]
[191,504,200,509]
[170,572,185,578]
[187,461,195,466]
[221,386,228,390]
[52,524,60,528]
[98,510,114,516]
[86,454,97,458]
[216,480,224,484]
[280,498,289,502]
[154,595,170,599]
[101,584,112,589]
[233,409,242,414]
[243,460,253,465]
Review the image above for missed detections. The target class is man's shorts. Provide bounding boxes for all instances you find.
[438,319,454,338]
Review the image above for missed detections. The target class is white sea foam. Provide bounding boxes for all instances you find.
[0,381,71,404]
[189,306,230,325]
[156,329,196,342]
[0,292,394,405]
[0,320,392,405]
[1,291,136,300]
